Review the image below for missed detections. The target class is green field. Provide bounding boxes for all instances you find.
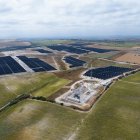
[87,59,133,68]
[0,73,69,108]
[75,72,140,140]
[0,100,85,140]
[32,76,70,97]
[32,40,140,48]
[93,41,140,48]
[85,52,118,59]
[32,39,72,46]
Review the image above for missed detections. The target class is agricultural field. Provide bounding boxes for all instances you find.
[0,73,69,108]
[115,53,140,64]
[0,40,31,48]
[92,41,140,48]
[32,76,70,97]
[0,100,85,140]
[0,39,140,140]
[82,51,118,59]
[32,39,73,46]
[75,72,140,140]
[87,58,133,68]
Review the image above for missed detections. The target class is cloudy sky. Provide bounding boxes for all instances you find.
[0,0,140,39]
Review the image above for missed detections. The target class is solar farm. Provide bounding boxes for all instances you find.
[0,45,34,52]
[63,56,86,68]
[0,40,140,140]
[84,66,134,80]
[0,55,56,76]
[17,56,56,72]
[0,56,26,75]
[47,44,115,54]
[35,49,52,54]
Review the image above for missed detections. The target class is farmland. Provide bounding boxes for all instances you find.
[0,39,140,140]
[115,53,140,65]
[75,72,140,140]
[0,100,85,140]
[0,73,69,108]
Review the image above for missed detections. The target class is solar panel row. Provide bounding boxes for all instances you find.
[0,46,34,52]
[17,56,56,72]
[75,46,113,53]
[47,45,89,54]
[84,66,133,80]
[64,56,86,68]
[47,45,114,54]
[0,56,26,75]
[35,49,52,54]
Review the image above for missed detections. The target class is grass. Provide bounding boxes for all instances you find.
[85,52,118,59]
[32,39,72,46]
[0,100,85,140]
[31,76,70,97]
[75,72,140,140]
[88,59,132,68]
[95,41,140,48]
[123,72,140,83]
[0,73,69,108]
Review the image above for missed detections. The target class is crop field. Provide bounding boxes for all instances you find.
[75,72,140,140]
[32,39,72,46]
[83,52,118,59]
[115,53,140,64]
[0,73,69,108]
[0,100,85,140]
[87,59,133,68]
[92,41,140,48]
[0,41,31,48]
[32,76,70,97]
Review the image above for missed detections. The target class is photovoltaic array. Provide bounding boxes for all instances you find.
[35,49,52,54]
[0,56,26,75]
[17,56,56,72]
[47,45,89,54]
[0,46,34,52]
[84,66,133,80]
[47,44,114,54]
[64,56,86,68]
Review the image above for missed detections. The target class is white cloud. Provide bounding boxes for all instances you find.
[0,0,140,38]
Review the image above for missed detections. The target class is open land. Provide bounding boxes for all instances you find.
[0,39,140,140]
[115,52,140,64]
[75,72,140,140]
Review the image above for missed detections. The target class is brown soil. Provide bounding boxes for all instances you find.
[54,68,86,81]
[115,53,140,64]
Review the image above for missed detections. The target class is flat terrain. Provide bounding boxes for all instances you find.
[115,52,140,64]
[0,39,140,140]
[0,100,85,140]
[0,40,31,48]
[87,58,133,68]
[32,76,70,97]
[0,73,69,108]
[75,72,140,140]
[32,39,72,46]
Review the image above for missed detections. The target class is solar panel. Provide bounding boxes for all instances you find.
[47,44,115,54]
[64,56,86,68]
[84,66,133,80]
[0,56,26,75]
[0,46,35,52]
[17,56,56,72]
[47,45,89,54]
[35,49,52,54]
